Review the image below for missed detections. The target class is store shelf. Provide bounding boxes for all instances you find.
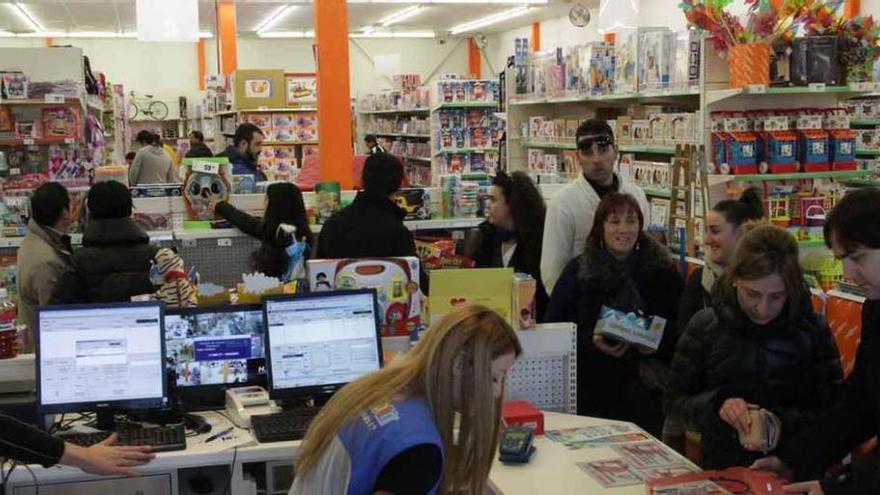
[0,237,23,249]
[433,102,498,110]
[0,136,77,146]
[855,149,880,157]
[400,155,432,163]
[404,218,483,230]
[359,108,430,115]
[643,188,671,198]
[0,97,81,106]
[521,140,576,150]
[434,147,497,156]
[372,132,431,139]
[845,178,880,186]
[851,119,880,126]
[216,108,317,116]
[715,170,873,182]
[706,84,872,106]
[262,140,319,145]
[508,87,700,106]
[619,145,678,155]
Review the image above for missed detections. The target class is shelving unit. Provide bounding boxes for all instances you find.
[720,170,873,182]
[356,97,433,187]
[855,149,880,157]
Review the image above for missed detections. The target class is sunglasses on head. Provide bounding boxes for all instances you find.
[577,134,614,154]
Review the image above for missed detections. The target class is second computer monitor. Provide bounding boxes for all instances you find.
[165,304,266,409]
[263,289,383,402]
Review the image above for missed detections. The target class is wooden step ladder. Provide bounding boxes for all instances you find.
[668,144,709,258]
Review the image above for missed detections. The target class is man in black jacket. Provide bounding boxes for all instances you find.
[753,188,880,495]
[185,130,213,158]
[316,153,416,260]
[52,181,159,303]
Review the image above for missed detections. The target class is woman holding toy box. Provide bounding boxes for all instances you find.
[545,192,682,436]
[666,224,842,469]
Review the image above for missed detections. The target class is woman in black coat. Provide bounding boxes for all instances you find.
[465,171,548,320]
[545,193,683,436]
[211,182,313,280]
[666,224,842,470]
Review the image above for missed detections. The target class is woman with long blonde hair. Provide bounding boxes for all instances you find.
[290,305,522,495]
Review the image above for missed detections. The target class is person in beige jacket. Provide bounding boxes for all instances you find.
[16,182,73,352]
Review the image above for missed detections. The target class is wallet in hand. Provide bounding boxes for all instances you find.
[738,409,782,452]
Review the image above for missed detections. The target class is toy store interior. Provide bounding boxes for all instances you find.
[1,0,880,494]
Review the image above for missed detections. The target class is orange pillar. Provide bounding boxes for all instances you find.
[44,37,53,48]
[604,34,616,43]
[314,0,353,188]
[197,39,206,91]
[530,22,540,52]
[217,1,238,75]
[844,0,860,18]
[468,38,482,79]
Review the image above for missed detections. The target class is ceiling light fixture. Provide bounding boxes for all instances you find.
[257,30,315,38]
[255,4,296,34]
[351,31,435,38]
[8,2,44,32]
[379,5,425,27]
[449,6,530,35]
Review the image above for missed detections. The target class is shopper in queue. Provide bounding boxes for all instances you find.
[364,134,386,155]
[540,119,648,295]
[666,224,842,470]
[217,123,266,181]
[544,192,682,436]
[129,130,176,186]
[752,188,880,495]
[211,182,313,280]
[465,170,549,320]
[0,412,154,477]
[52,181,159,303]
[290,305,521,494]
[316,152,416,260]
[16,182,73,352]
[185,130,213,158]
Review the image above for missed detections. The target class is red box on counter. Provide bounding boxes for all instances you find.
[502,400,544,435]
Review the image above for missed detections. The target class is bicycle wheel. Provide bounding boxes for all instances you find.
[148,100,170,121]
[128,100,140,120]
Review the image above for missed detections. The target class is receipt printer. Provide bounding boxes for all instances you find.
[225,386,281,429]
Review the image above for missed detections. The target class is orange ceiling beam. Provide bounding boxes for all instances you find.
[468,38,482,79]
[844,0,860,18]
[197,39,206,91]
[530,22,540,52]
[314,0,354,188]
[217,1,238,75]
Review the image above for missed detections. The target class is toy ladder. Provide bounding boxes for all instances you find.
[667,144,709,258]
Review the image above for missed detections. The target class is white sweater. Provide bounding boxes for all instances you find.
[540,173,649,294]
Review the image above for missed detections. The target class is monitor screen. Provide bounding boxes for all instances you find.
[37,302,167,414]
[264,290,383,398]
[165,305,265,388]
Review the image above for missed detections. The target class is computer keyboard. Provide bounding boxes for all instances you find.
[251,410,317,443]
[58,424,187,452]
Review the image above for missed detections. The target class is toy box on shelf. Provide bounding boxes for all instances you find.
[306,257,423,337]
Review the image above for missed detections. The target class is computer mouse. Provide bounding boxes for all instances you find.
[184,413,212,434]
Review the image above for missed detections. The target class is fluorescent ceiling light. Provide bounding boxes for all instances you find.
[255,4,296,34]
[257,30,315,38]
[352,31,435,38]
[379,5,425,27]
[349,1,546,3]
[17,31,65,38]
[8,31,212,39]
[0,31,15,38]
[8,2,44,32]
[449,6,530,35]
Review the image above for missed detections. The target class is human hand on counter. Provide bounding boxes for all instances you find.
[61,433,155,476]
[592,335,628,358]
[719,397,758,435]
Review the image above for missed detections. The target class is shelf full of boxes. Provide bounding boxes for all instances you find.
[357,75,433,187]
[212,70,319,186]
[504,28,706,238]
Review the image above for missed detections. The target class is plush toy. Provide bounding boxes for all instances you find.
[151,247,197,308]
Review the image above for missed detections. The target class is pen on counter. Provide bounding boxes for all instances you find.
[204,426,234,443]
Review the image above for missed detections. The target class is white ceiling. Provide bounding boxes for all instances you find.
[0,0,592,37]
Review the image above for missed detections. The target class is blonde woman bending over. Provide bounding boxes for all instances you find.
[290,305,522,495]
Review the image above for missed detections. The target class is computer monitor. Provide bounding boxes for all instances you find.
[263,290,383,403]
[36,302,167,424]
[164,304,266,410]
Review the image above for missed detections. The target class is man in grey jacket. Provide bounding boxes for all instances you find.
[129,130,176,185]
[16,182,73,351]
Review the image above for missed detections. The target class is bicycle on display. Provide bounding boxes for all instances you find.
[128,91,170,121]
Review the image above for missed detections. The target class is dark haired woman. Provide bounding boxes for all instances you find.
[666,224,842,469]
[545,192,682,435]
[211,182,314,280]
[678,188,764,334]
[465,171,548,320]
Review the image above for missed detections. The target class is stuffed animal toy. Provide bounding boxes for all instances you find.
[151,247,197,308]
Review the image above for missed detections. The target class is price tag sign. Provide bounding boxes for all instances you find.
[257,106,269,111]
[44,94,65,104]
[22,139,34,146]
[64,138,75,144]
[192,160,220,175]
[9,168,20,176]
[746,84,767,94]
[809,83,827,92]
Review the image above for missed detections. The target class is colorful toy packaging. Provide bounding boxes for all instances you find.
[307,257,422,337]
